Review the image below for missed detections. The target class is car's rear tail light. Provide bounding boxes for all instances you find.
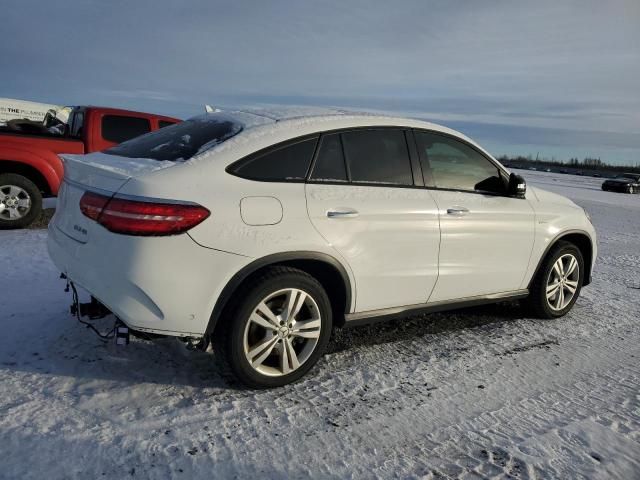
[79,192,210,236]
[79,191,110,221]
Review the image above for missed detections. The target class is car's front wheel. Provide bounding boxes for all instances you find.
[215,267,332,388]
[0,173,42,229]
[524,241,584,318]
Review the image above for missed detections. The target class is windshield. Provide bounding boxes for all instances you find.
[103,114,243,161]
[617,174,639,180]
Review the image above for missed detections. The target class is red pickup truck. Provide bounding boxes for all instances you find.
[0,106,180,228]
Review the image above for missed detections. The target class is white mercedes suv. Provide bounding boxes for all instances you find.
[48,109,596,388]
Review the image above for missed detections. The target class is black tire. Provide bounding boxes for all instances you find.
[524,240,585,319]
[0,173,42,229]
[213,266,333,388]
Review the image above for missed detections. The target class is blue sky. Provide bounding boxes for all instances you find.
[2,0,639,165]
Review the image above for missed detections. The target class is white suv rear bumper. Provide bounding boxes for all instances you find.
[47,222,250,337]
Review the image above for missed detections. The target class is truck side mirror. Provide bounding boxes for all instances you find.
[507,173,526,198]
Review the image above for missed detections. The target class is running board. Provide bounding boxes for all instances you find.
[343,290,529,328]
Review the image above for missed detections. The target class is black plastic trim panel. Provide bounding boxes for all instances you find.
[343,290,529,328]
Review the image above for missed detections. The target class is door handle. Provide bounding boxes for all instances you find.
[327,208,359,219]
[446,207,469,216]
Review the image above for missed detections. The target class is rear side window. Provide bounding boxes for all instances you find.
[159,120,176,129]
[102,115,151,143]
[69,112,84,138]
[310,133,348,182]
[230,137,318,181]
[341,129,413,185]
[104,115,243,161]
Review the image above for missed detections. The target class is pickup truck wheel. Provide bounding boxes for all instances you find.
[214,266,333,388]
[0,174,42,229]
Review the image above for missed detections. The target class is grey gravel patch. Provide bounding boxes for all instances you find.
[27,208,55,229]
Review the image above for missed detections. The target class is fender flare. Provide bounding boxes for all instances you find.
[527,229,595,288]
[205,251,353,336]
[0,146,63,195]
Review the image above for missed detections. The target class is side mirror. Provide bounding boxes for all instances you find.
[507,173,526,198]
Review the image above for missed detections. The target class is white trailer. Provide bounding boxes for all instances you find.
[0,98,61,124]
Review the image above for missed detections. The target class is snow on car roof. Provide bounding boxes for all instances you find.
[224,105,457,131]
[189,106,486,163]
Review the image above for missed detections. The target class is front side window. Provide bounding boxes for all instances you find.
[341,129,413,186]
[230,137,318,181]
[102,115,151,143]
[104,115,243,162]
[415,131,503,192]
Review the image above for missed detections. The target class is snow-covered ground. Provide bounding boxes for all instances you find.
[1,171,639,479]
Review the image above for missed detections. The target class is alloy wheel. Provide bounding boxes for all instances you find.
[546,253,580,311]
[242,288,322,377]
[0,185,32,221]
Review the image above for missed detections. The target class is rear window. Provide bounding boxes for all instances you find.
[69,112,84,138]
[103,115,243,161]
[102,115,151,143]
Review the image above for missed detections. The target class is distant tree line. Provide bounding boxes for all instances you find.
[496,154,640,175]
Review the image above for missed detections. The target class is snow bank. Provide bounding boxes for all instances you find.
[0,170,639,478]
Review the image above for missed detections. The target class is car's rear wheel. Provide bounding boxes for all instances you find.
[0,173,42,229]
[215,266,332,388]
[524,241,584,319]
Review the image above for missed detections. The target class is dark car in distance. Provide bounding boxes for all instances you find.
[601,173,640,194]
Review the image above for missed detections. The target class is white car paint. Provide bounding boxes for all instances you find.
[520,185,596,290]
[426,188,536,302]
[306,183,441,311]
[48,110,597,337]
